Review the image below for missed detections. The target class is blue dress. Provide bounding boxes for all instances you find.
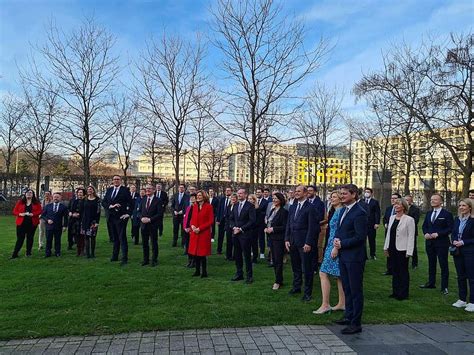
[320,207,343,277]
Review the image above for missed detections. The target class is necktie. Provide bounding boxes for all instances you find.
[431,210,438,223]
[54,203,58,213]
[178,193,182,204]
[366,199,369,204]
[112,187,118,199]
[391,207,396,216]
[225,198,229,207]
[340,207,349,225]
[158,191,161,198]
[238,202,243,216]
[294,203,301,220]
[146,197,151,210]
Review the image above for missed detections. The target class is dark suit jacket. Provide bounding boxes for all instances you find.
[209,197,219,220]
[217,195,231,222]
[267,207,289,241]
[309,196,325,223]
[139,196,163,229]
[101,186,133,217]
[155,190,169,211]
[41,203,69,230]
[225,203,235,230]
[360,198,381,226]
[422,208,454,246]
[232,200,256,239]
[171,192,189,216]
[335,203,368,262]
[407,204,420,236]
[383,205,395,226]
[451,216,474,251]
[285,200,319,247]
[256,198,269,226]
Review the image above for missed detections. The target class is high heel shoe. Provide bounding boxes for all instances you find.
[312,307,332,315]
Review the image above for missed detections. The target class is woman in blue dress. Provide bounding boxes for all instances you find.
[313,191,346,314]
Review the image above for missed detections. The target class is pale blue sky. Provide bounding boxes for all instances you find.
[0,0,472,115]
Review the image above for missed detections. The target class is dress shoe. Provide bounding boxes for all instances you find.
[334,318,351,325]
[288,288,302,295]
[231,275,244,281]
[441,288,449,295]
[110,258,118,262]
[301,295,312,302]
[141,261,149,266]
[370,255,377,260]
[151,261,158,267]
[245,277,253,284]
[382,271,392,276]
[55,254,61,257]
[419,283,436,289]
[341,326,362,334]
[201,272,208,278]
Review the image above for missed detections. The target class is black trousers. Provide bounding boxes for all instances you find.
[142,225,159,263]
[367,224,376,257]
[412,235,418,267]
[106,216,114,242]
[217,220,226,253]
[157,216,164,236]
[225,227,234,260]
[258,225,266,255]
[453,249,474,303]
[111,217,129,262]
[172,215,184,246]
[67,224,75,248]
[13,223,36,257]
[289,245,315,297]
[426,241,449,289]
[85,235,96,258]
[46,228,63,257]
[251,230,258,261]
[340,260,365,327]
[131,223,140,245]
[183,231,190,255]
[270,239,285,285]
[234,236,253,278]
[391,249,410,299]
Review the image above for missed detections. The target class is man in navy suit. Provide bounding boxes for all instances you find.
[333,184,368,334]
[231,188,256,284]
[41,192,69,257]
[208,188,220,242]
[216,187,232,255]
[154,183,169,238]
[256,187,269,260]
[307,185,325,270]
[285,185,319,302]
[383,193,401,275]
[360,187,381,260]
[140,184,163,267]
[101,175,132,265]
[420,193,454,295]
[171,184,189,247]
[129,184,140,244]
[405,195,421,269]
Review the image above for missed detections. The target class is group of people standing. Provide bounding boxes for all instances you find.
[10,177,474,333]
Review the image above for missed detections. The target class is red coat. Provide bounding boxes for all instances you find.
[188,202,214,257]
[13,200,42,226]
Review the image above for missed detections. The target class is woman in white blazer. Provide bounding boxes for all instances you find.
[384,198,416,300]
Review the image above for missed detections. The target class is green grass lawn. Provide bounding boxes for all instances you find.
[0,215,471,339]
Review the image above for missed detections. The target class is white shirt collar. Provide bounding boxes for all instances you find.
[345,201,357,211]
[433,207,442,213]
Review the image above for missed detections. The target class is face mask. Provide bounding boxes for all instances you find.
[364,192,371,198]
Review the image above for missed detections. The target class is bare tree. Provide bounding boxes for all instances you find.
[19,82,60,196]
[0,95,24,195]
[137,33,205,185]
[139,114,162,182]
[38,18,120,185]
[202,138,230,184]
[211,0,329,188]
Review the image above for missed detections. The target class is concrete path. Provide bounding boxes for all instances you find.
[0,322,472,354]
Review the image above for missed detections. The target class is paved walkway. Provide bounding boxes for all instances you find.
[0,322,472,354]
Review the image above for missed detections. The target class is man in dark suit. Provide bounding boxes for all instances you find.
[468,189,474,199]
[171,184,189,247]
[307,185,326,270]
[67,187,81,250]
[360,187,381,260]
[333,184,368,334]
[405,195,420,269]
[216,187,232,255]
[383,193,401,275]
[140,184,163,267]
[285,185,319,302]
[256,188,269,260]
[41,192,69,257]
[129,184,140,244]
[420,193,454,295]
[155,183,169,237]
[101,175,132,265]
[208,188,219,242]
[231,188,256,284]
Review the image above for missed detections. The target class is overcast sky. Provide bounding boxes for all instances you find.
[1,0,472,117]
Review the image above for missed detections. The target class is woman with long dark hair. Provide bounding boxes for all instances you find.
[12,189,42,258]
[81,186,101,258]
[69,188,86,256]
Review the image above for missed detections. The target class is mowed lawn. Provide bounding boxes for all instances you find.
[0,215,471,340]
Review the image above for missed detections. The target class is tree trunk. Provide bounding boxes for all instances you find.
[175,144,180,186]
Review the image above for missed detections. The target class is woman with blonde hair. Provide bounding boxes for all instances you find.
[314,191,345,314]
[383,198,415,300]
[451,198,474,312]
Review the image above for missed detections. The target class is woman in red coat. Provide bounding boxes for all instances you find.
[12,189,42,258]
[189,190,214,278]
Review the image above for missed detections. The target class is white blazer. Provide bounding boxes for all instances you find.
[383,214,416,256]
